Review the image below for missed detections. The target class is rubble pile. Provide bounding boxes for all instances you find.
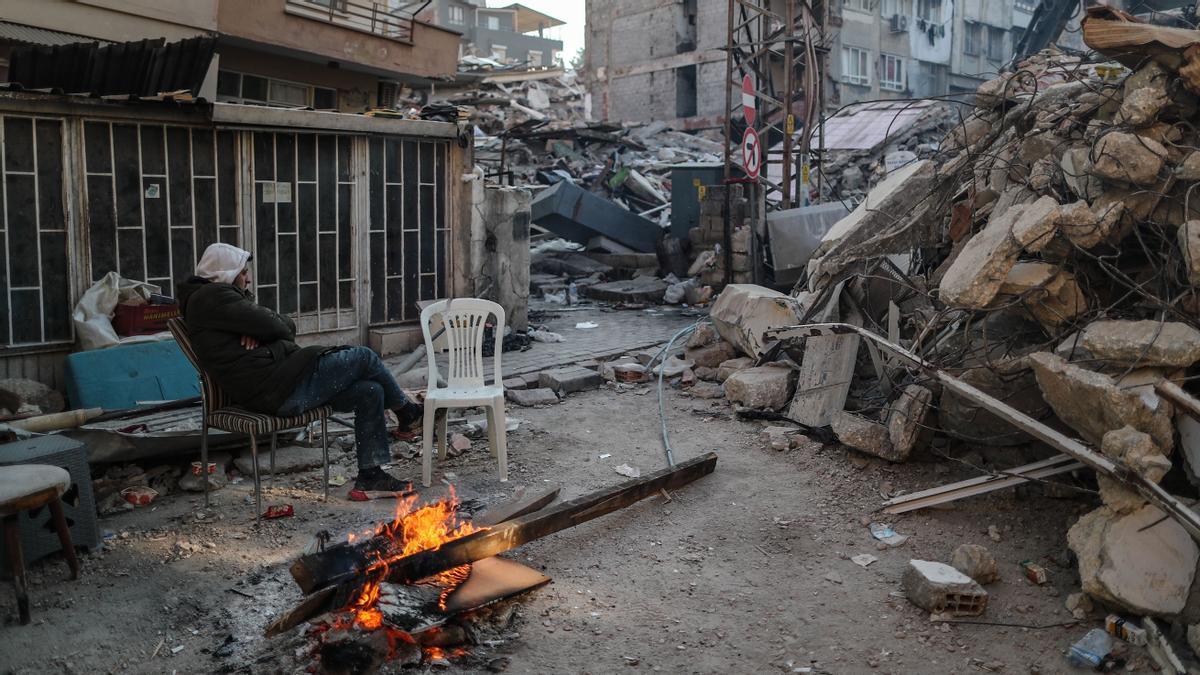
[818,102,959,203]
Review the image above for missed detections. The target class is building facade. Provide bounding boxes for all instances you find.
[585,0,1031,125]
[422,1,565,68]
[0,0,462,111]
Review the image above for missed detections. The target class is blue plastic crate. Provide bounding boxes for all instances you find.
[63,340,200,410]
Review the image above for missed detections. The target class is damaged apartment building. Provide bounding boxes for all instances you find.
[583,0,1041,125]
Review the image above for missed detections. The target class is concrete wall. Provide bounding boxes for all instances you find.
[0,0,215,41]
[217,0,461,80]
[469,181,531,332]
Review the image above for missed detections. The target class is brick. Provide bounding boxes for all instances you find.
[506,388,560,407]
[538,367,603,394]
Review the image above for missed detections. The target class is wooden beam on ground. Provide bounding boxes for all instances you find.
[1157,381,1200,422]
[267,454,717,636]
[765,322,1200,543]
[881,455,1085,514]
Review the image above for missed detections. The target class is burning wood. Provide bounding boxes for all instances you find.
[268,453,719,670]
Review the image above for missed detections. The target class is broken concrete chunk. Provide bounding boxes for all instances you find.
[1010,195,1059,251]
[759,426,798,451]
[939,363,1049,446]
[538,367,603,395]
[723,366,796,411]
[716,357,754,383]
[950,544,1000,585]
[685,323,721,349]
[1066,592,1094,621]
[1179,221,1200,285]
[505,388,560,407]
[1102,426,1172,484]
[902,560,989,616]
[1029,352,1175,452]
[1177,152,1200,181]
[938,204,1026,309]
[1080,320,1200,368]
[1054,199,1125,249]
[1096,473,1147,514]
[885,384,932,460]
[708,284,805,359]
[684,341,737,369]
[1091,132,1167,186]
[995,262,1087,331]
[1061,147,1103,202]
[831,411,897,461]
[1068,505,1199,617]
[1117,87,1169,127]
[580,278,669,303]
[0,378,65,415]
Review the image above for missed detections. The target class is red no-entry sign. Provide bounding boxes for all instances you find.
[742,128,761,180]
[742,74,756,125]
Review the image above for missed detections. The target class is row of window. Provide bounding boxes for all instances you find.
[964,21,1009,60]
[448,5,505,30]
[844,0,944,21]
[841,47,906,91]
[217,71,338,110]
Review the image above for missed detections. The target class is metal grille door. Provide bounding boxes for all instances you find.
[251,132,356,331]
[0,116,71,347]
[368,137,448,324]
[82,122,240,291]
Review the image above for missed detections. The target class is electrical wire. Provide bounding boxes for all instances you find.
[647,319,707,468]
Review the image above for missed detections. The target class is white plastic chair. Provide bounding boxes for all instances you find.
[420,298,508,487]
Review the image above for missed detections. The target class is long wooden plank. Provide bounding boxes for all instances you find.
[766,322,1200,543]
[382,452,717,585]
[883,459,1085,514]
[883,455,1076,506]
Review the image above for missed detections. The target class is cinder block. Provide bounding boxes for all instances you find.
[902,560,989,616]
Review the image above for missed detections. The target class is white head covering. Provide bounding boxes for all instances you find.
[195,243,251,285]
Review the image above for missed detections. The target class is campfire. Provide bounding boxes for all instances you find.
[314,490,502,668]
[267,453,719,672]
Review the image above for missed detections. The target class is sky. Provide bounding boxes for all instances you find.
[487,0,586,67]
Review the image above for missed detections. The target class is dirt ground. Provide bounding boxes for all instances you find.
[0,377,1134,674]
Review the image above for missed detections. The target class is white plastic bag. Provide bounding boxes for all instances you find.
[72,272,171,350]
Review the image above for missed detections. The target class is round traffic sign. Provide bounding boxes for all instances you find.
[742,74,756,125]
[742,128,761,180]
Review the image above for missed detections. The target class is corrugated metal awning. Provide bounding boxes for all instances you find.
[0,20,107,47]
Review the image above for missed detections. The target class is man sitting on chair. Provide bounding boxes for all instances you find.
[177,243,422,500]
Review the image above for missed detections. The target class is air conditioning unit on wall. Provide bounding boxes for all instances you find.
[889,14,909,32]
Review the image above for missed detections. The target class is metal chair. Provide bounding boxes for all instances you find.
[420,299,508,487]
[167,318,332,521]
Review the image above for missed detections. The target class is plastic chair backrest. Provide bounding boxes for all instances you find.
[420,299,505,390]
[167,317,229,410]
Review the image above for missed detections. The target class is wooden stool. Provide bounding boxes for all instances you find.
[0,464,80,625]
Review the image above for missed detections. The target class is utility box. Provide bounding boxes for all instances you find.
[669,163,725,241]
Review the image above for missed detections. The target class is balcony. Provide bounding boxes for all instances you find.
[284,0,429,43]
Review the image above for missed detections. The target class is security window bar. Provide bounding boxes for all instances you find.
[368,137,449,325]
[0,116,71,348]
[251,132,357,332]
[82,121,240,297]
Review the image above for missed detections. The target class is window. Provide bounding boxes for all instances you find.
[312,86,337,109]
[880,54,905,91]
[486,15,500,29]
[552,50,562,65]
[676,64,698,118]
[916,0,941,20]
[841,47,870,86]
[491,44,507,61]
[964,22,981,55]
[881,0,911,16]
[987,26,1006,60]
[241,74,269,103]
[1012,26,1026,51]
[843,0,871,12]
[448,5,465,24]
[527,49,543,66]
[269,80,308,107]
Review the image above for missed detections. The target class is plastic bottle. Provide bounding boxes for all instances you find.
[1067,628,1112,669]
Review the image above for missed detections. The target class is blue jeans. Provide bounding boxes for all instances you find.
[277,346,413,471]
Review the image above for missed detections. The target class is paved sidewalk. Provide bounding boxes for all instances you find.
[386,302,700,380]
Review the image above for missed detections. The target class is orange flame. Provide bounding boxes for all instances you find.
[341,488,484,640]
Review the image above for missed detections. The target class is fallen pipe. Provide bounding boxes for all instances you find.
[765,322,1200,543]
[9,408,104,433]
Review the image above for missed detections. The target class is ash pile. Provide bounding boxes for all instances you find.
[672,8,1200,668]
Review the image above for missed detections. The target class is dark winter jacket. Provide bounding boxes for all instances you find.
[177,277,325,414]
